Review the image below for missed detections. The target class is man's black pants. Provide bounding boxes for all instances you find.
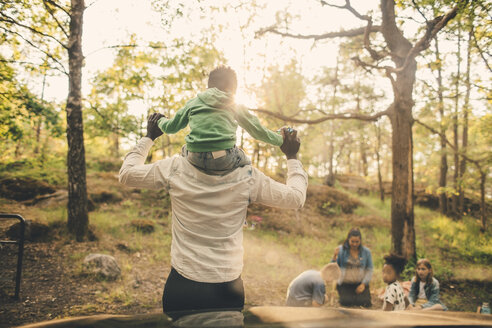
[162,267,245,314]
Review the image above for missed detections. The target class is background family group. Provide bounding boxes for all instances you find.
[286,227,447,311]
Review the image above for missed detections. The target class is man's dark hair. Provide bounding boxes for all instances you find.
[208,66,237,94]
[384,253,407,275]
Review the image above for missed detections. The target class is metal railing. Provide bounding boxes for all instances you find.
[0,213,25,300]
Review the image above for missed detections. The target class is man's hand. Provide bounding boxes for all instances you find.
[280,127,300,160]
[146,113,165,141]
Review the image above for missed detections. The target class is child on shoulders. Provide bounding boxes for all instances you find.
[157,66,285,175]
[382,253,409,311]
[408,259,447,311]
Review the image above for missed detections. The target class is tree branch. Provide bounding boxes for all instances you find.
[250,106,390,124]
[351,55,395,78]
[0,12,68,49]
[256,25,380,40]
[0,26,67,75]
[42,0,69,38]
[411,0,429,23]
[472,32,492,73]
[319,0,370,21]
[85,43,170,58]
[363,19,388,61]
[0,58,63,76]
[44,0,70,16]
[392,3,462,74]
[414,118,490,166]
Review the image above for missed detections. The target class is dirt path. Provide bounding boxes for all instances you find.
[242,231,313,306]
[0,228,314,327]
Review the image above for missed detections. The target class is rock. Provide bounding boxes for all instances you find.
[6,220,50,242]
[83,254,121,280]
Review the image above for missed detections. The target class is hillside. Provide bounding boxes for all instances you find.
[0,171,491,327]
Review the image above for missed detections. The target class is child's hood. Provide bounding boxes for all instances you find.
[197,88,234,108]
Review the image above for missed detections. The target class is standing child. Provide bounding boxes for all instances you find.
[408,259,447,311]
[382,253,409,311]
[157,66,285,174]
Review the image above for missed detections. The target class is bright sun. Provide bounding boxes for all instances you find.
[235,87,259,109]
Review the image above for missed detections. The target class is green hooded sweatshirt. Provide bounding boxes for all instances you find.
[157,88,283,152]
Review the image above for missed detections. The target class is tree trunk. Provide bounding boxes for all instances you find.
[326,57,339,186]
[380,0,416,260]
[452,22,462,218]
[34,117,42,154]
[375,124,385,202]
[459,27,472,215]
[14,140,21,159]
[479,170,486,232]
[346,151,352,174]
[66,0,88,242]
[35,72,47,155]
[113,131,119,157]
[360,139,368,177]
[390,100,416,260]
[434,37,448,215]
[326,136,335,186]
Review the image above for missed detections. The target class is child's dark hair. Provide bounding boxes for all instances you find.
[342,227,362,250]
[208,66,237,94]
[384,253,407,275]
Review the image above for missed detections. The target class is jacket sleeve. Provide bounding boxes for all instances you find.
[408,279,418,305]
[119,137,174,190]
[250,159,307,209]
[235,105,283,146]
[422,280,442,308]
[335,246,343,266]
[361,248,373,286]
[157,105,190,134]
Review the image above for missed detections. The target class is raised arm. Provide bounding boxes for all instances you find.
[235,105,283,146]
[119,113,173,190]
[157,105,190,134]
[250,128,307,209]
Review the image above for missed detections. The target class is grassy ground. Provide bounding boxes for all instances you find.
[0,161,491,327]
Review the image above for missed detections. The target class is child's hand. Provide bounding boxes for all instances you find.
[277,126,294,135]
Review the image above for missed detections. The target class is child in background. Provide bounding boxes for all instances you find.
[382,253,409,311]
[408,259,447,311]
[286,263,341,307]
[157,66,285,175]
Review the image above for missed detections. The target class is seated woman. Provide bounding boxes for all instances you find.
[331,227,373,308]
[408,259,447,311]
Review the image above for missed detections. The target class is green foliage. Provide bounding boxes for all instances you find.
[425,215,492,264]
[0,58,62,142]
[0,156,66,187]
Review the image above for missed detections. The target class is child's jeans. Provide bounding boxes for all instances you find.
[181,145,251,175]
